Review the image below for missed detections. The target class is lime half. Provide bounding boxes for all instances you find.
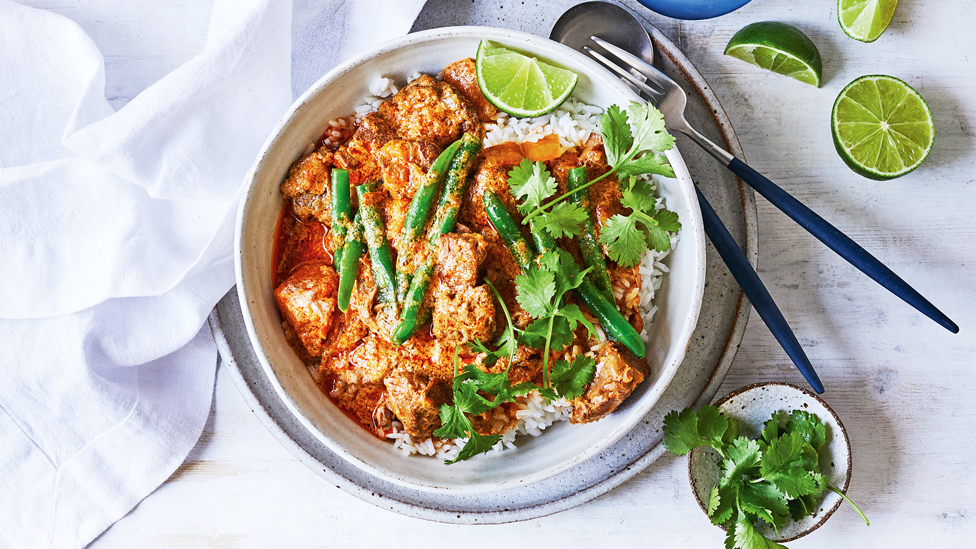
[725,22,822,87]
[839,0,899,43]
[831,75,933,180]
[476,40,578,118]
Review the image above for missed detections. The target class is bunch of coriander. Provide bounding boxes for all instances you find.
[663,406,868,549]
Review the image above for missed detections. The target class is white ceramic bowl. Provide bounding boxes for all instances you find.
[235,26,706,493]
[688,383,853,542]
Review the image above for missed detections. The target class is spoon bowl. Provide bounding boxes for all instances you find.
[550,1,654,65]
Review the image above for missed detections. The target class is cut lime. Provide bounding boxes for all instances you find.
[475,40,578,118]
[831,75,933,180]
[725,22,822,87]
[839,0,898,43]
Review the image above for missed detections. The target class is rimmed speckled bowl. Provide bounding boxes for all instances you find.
[235,26,706,494]
[689,382,853,541]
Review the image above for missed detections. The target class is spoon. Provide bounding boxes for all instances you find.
[550,0,655,90]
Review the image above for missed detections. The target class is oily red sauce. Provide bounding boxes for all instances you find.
[320,372,389,438]
[271,202,334,288]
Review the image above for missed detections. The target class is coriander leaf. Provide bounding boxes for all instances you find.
[654,208,681,233]
[600,104,633,167]
[599,214,644,266]
[455,364,512,401]
[627,101,675,155]
[787,410,828,453]
[731,517,788,549]
[558,303,598,340]
[547,315,576,352]
[760,413,785,447]
[537,387,559,401]
[468,339,499,367]
[788,492,826,522]
[662,405,730,456]
[601,174,681,266]
[515,266,556,318]
[536,249,562,272]
[519,318,550,350]
[739,481,791,528]
[707,486,721,516]
[454,381,495,415]
[619,176,657,213]
[711,485,736,525]
[616,152,675,179]
[721,437,762,488]
[468,339,493,356]
[723,417,741,446]
[508,159,557,215]
[641,222,670,255]
[510,381,540,397]
[446,430,501,464]
[550,355,596,400]
[760,431,823,499]
[545,249,587,294]
[535,202,587,239]
[435,404,470,439]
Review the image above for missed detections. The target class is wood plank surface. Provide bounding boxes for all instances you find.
[10,0,976,547]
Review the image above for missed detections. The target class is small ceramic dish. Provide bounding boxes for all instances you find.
[235,26,706,494]
[688,382,852,542]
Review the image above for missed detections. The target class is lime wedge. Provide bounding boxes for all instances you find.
[839,0,898,43]
[725,22,822,87]
[831,75,933,180]
[476,40,578,118]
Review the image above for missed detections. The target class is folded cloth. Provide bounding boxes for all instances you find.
[0,0,425,546]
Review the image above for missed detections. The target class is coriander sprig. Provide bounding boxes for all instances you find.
[507,102,680,265]
[663,406,869,549]
[520,101,676,225]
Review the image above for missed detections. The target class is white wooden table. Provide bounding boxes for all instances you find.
[16,0,976,547]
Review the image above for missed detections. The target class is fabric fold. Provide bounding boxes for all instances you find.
[0,0,427,546]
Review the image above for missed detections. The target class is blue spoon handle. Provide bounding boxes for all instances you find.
[727,158,958,334]
[696,185,825,394]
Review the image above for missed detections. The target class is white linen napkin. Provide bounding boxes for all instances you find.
[0,0,426,546]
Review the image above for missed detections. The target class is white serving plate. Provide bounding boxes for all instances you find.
[234,26,705,493]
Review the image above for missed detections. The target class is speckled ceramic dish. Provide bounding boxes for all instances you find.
[688,382,853,542]
[234,26,706,494]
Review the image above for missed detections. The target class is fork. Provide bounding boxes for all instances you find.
[586,35,959,336]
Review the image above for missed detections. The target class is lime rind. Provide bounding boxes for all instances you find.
[726,45,821,86]
[838,0,899,43]
[476,40,578,118]
[724,22,823,87]
[831,75,933,180]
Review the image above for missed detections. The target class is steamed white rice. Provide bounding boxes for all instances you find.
[354,74,677,458]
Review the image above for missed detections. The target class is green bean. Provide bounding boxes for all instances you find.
[530,218,557,255]
[426,133,482,244]
[357,180,397,310]
[484,192,536,271]
[392,132,482,345]
[336,210,364,313]
[330,169,351,269]
[569,166,614,301]
[574,280,645,358]
[391,262,433,345]
[486,191,645,358]
[395,139,462,303]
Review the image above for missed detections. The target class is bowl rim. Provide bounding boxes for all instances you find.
[234,25,706,493]
[688,381,853,542]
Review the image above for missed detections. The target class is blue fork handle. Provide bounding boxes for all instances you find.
[696,185,825,394]
[727,158,959,334]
